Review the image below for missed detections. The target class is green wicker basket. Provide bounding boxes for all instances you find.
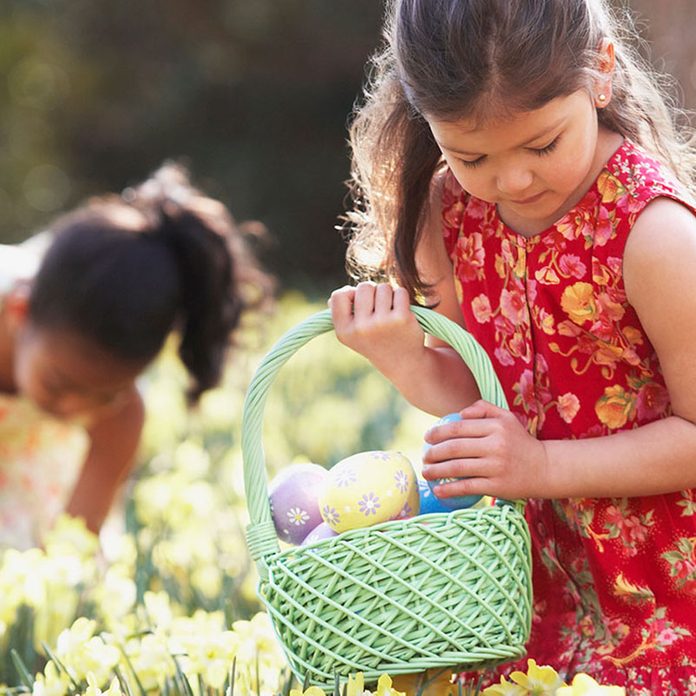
[242,307,532,687]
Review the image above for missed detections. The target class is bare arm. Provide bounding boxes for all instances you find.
[330,172,480,416]
[424,198,696,500]
[545,197,696,497]
[65,386,144,533]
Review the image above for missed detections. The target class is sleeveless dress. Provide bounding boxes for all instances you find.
[441,140,696,694]
[0,238,87,550]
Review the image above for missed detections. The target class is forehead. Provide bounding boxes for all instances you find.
[428,91,586,152]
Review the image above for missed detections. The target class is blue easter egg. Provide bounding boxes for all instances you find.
[424,412,482,510]
[417,479,452,514]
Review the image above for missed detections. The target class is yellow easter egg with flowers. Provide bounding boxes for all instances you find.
[318,450,419,533]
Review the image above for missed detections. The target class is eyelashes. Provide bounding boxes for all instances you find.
[533,136,560,157]
[456,136,562,169]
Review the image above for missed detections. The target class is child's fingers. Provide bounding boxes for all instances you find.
[430,475,487,499]
[329,285,356,325]
[424,416,495,446]
[374,282,395,314]
[352,281,378,320]
[459,399,506,419]
[392,285,411,314]
[422,455,488,478]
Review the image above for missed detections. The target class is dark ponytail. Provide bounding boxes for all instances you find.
[29,163,273,403]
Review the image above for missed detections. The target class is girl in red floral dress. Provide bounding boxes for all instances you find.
[329,0,696,693]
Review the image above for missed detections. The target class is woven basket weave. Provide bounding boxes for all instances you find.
[242,307,532,687]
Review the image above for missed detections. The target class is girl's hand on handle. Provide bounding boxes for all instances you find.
[422,399,550,500]
[329,282,426,376]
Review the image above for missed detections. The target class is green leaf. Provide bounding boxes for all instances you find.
[9,650,33,690]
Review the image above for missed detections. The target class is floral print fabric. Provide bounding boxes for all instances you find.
[0,394,86,550]
[441,140,696,693]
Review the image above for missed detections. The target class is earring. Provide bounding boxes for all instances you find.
[597,94,607,105]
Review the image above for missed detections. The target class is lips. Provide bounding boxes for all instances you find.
[511,191,545,205]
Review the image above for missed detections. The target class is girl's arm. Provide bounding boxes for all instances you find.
[330,173,481,416]
[424,197,696,500]
[65,386,144,533]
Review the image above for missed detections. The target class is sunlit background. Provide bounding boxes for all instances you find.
[2,0,695,291]
[1,1,696,693]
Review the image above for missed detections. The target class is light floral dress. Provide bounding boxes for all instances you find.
[441,140,696,694]
[0,238,87,549]
[0,395,87,549]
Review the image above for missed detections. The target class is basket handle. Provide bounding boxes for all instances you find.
[242,306,512,576]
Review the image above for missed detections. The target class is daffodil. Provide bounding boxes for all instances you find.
[43,515,99,560]
[31,661,71,696]
[482,675,528,696]
[82,673,123,696]
[374,673,406,696]
[346,672,366,696]
[344,673,406,696]
[556,673,626,695]
[508,659,566,695]
[289,688,327,696]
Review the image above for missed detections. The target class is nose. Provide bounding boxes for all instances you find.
[496,164,534,197]
[47,393,93,420]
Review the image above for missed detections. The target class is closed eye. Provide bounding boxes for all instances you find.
[458,156,486,169]
[529,136,560,157]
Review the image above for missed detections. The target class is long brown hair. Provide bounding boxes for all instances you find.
[344,0,696,300]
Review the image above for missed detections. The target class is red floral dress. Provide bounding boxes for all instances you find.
[441,140,696,694]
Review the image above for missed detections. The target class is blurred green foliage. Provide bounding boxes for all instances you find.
[0,0,384,286]
[2,0,692,290]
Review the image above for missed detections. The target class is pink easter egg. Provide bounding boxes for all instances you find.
[301,522,338,546]
[269,463,328,545]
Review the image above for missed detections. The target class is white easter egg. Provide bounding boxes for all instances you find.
[318,450,417,533]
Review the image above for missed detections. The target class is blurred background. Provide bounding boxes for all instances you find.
[1,0,695,293]
[0,3,695,690]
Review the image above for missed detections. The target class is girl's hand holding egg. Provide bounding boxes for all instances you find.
[422,412,483,510]
[318,450,419,533]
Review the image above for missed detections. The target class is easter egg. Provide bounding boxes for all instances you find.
[417,478,452,514]
[269,463,328,545]
[393,474,421,520]
[425,412,483,510]
[319,450,417,533]
[301,522,338,546]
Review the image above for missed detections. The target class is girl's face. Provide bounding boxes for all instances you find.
[13,323,145,424]
[428,89,614,235]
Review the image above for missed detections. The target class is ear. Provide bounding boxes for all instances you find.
[4,281,31,334]
[593,39,615,109]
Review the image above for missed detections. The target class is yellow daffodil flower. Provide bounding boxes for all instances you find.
[289,688,327,696]
[374,673,406,696]
[31,660,71,696]
[482,675,528,695]
[508,659,566,695]
[82,674,123,696]
[346,672,366,696]
[556,673,626,695]
[344,673,406,696]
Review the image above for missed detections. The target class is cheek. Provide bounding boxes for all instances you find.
[447,162,492,200]
[12,348,36,396]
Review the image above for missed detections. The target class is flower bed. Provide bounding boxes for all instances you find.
[0,295,625,695]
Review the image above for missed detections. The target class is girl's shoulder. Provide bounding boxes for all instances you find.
[0,233,50,298]
[606,140,696,210]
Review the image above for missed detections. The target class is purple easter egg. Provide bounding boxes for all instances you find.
[301,522,338,546]
[269,463,328,545]
[424,412,483,510]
